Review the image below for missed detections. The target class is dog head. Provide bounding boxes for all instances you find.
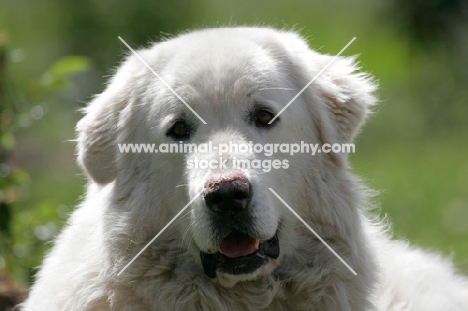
[77,27,376,287]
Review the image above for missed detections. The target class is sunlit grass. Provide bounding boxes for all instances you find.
[352,137,468,270]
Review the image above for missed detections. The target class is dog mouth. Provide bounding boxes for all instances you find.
[200,230,279,278]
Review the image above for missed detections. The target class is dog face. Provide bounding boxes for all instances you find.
[77,28,375,287]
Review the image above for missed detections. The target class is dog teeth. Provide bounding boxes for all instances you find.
[255,239,260,250]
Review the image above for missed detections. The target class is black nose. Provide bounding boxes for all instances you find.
[204,172,251,213]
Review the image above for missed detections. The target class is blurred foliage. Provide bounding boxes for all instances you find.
[42,56,90,90]
[390,0,467,46]
[0,37,90,282]
[0,0,467,286]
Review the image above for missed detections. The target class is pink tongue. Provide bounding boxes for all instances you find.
[219,232,257,258]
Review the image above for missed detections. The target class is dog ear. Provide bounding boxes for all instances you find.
[316,55,377,144]
[274,31,376,161]
[76,59,135,184]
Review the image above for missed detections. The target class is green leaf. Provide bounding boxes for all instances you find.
[41,56,90,89]
[0,133,15,149]
[49,56,90,77]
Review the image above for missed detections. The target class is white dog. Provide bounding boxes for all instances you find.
[22,27,468,310]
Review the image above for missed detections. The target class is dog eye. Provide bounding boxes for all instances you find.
[255,110,276,127]
[167,121,190,139]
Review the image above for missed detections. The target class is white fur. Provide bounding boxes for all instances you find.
[22,27,468,311]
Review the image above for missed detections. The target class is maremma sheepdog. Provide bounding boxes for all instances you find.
[22,27,468,311]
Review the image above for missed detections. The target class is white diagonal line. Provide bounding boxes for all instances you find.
[118,36,207,125]
[117,190,203,276]
[269,37,356,124]
[268,188,357,275]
